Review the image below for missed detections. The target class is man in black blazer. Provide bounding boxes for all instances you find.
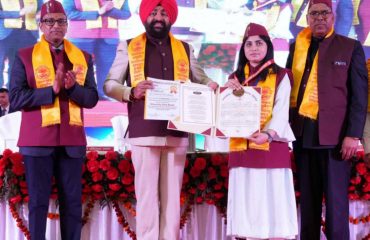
[286,0,368,239]
[0,88,12,116]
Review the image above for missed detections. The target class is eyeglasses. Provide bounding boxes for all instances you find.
[41,18,68,26]
[308,10,332,18]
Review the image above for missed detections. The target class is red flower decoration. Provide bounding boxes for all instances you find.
[99,159,111,171]
[105,151,117,161]
[363,183,370,193]
[86,160,99,173]
[214,192,224,199]
[12,164,25,176]
[211,154,223,166]
[124,150,132,160]
[196,196,203,204]
[107,168,119,180]
[182,173,189,184]
[118,160,131,173]
[220,165,228,178]
[2,149,12,158]
[351,176,362,185]
[190,167,201,178]
[19,181,27,188]
[214,183,223,190]
[194,157,206,170]
[208,167,217,180]
[50,193,58,200]
[125,185,135,193]
[10,195,22,204]
[1,149,368,240]
[91,184,103,192]
[109,183,122,191]
[366,173,370,182]
[0,155,8,168]
[10,153,23,165]
[86,151,99,161]
[188,188,196,194]
[363,193,370,200]
[20,188,28,195]
[92,172,103,182]
[356,162,367,175]
[198,183,207,191]
[121,173,134,185]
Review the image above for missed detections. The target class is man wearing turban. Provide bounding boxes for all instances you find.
[286,0,368,239]
[104,0,218,239]
[9,1,98,239]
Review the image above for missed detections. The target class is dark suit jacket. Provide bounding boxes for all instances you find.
[0,105,14,116]
[286,32,368,146]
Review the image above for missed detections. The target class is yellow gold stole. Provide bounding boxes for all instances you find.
[352,0,361,25]
[229,65,276,152]
[32,35,87,127]
[79,0,125,29]
[291,27,334,120]
[1,0,37,30]
[127,33,190,87]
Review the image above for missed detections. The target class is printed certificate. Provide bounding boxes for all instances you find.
[168,82,215,135]
[215,87,261,137]
[181,83,214,125]
[144,78,181,120]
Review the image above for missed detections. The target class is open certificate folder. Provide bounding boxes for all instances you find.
[167,84,262,138]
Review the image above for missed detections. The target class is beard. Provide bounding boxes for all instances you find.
[144,20,171,39]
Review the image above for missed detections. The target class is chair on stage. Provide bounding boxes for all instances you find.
[110,115,129,153]
[0,111,21,152]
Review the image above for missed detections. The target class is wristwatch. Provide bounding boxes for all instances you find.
[129,87,137,102]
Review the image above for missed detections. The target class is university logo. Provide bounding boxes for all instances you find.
[132,41,144,52]
[177,59,189,75]
[35,65,51,86]
[74,64,86,83]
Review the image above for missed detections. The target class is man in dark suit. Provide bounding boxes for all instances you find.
[0,0,43,88]
[286,0,368,239]
[9,1,98,239]
[0,88,11,116]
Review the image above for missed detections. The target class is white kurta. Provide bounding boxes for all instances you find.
[227,75,298,239]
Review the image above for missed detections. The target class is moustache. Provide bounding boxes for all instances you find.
[151,21,165,27]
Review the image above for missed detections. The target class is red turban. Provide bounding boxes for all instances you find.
[308,0,332,9]
[244,23,270,39]
[41,0,66,19]
[139,0,178,25]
